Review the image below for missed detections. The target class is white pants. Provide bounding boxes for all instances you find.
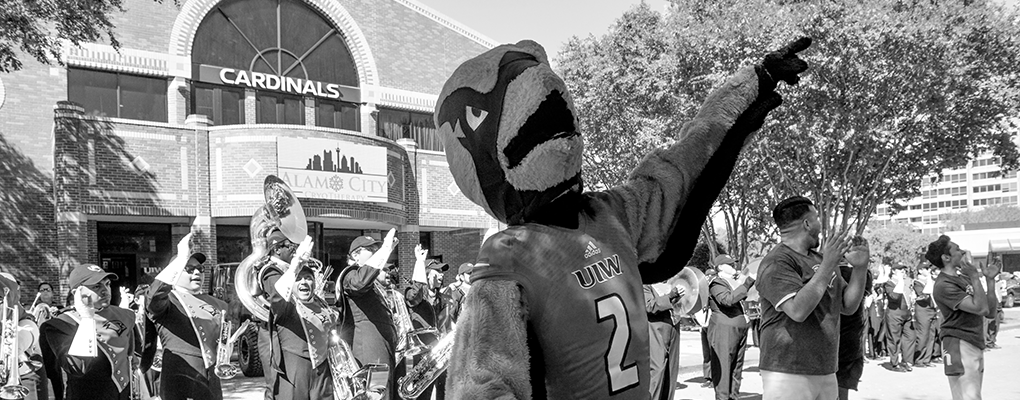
[947,339,984,400]
[761,371,837,400]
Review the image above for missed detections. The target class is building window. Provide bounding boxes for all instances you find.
[973,157,1000,167]
[972,171,1002,181]
[68,68,168,122]
[192,84,244,125]
[315,99,359,130]
[256,92,304,125]
[973,184,1002,193]
[377,108,443,152]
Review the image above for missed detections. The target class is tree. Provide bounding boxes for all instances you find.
[944,205,1020,231]
[866,221,937,267]
[0,0,177,73]
[557,0,1020,258]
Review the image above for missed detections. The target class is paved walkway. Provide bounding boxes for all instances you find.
[218,308,1020,399]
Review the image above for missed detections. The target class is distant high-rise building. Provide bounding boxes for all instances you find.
[872,153,1020,234]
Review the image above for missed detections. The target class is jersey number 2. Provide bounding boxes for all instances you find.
[595,294,639,394]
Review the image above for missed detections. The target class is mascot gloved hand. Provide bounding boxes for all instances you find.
[437,38,810,399]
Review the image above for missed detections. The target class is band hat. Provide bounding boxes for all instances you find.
[189,252,207,264]
[458,263,474,275]
[712,255,736,267]
[267,230,291,247]
[349,236,381,254]
[426,259,450,272]
[68,264,118,289]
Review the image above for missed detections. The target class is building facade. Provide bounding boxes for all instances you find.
[0,0,500,303]
[872,154,1020,235]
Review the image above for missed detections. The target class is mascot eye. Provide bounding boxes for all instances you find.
[465,106,489,131]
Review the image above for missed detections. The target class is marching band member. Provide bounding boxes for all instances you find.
[261,236,339,400]
[403,245,450,400]
[339,230,398,400]
[707,255,755,400]
[40,264,139,400]
[148,232,227,400]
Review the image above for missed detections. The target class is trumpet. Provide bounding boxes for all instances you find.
[214,316,249,379]
[0,289,28,400]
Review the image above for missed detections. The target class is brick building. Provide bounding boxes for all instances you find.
[0,0,501,303]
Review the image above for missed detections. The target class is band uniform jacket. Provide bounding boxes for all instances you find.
[147,281,228,400]
[263,267,339,400]
[40,305,139,400]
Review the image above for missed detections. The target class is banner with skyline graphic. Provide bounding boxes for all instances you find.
[277,137,388,202]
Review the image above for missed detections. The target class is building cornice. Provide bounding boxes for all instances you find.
[391,0,498,49]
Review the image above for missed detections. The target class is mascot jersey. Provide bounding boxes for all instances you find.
[473,196,648,399]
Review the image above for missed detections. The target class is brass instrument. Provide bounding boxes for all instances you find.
[214,315,248,379]
[0,289,28,400]
[381,287,426,363]
[668,267,709,316]
[329,330,384,400]
[397,325,456,400]
[150,342,163,372]
[236,175,310,323]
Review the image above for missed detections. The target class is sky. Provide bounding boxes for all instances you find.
[417,0,669,58]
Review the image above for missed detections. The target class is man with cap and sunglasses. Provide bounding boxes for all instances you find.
[146,232,228,400]
[40,263,140,400]
[339,229,398,399]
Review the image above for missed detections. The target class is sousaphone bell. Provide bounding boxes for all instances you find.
[235,175,310,322]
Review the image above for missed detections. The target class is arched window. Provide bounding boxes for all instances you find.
[190,0,360,128]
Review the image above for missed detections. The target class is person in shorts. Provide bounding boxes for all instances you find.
[926,235,999,400]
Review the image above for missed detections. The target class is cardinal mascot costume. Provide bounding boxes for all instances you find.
[436,38,811,399]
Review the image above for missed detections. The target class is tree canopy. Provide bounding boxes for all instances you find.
[557,0,1020,262]
[0,0,178,73]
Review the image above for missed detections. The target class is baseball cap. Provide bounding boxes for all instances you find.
[458,263,474,275]
[68,264,118,289]
[712,255,736,267]
[349,236,381,254]
[426,259,450,272]
[189,252,207,264]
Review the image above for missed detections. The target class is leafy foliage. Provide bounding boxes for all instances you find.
[557,0,1020,261]
[0,0,179,73]
[866,221,937,267]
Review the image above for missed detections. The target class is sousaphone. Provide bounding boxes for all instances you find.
[235,175,309,322]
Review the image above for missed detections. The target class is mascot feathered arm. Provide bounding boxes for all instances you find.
[446,279,532,400]
[606,38,811,283]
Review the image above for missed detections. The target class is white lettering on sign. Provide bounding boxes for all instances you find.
[209,67,348,100]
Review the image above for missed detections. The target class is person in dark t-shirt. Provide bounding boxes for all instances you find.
[925,235,999,400]
[756,196,871,400]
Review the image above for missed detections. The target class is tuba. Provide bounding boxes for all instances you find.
[236,175,310,322]
[397,324,456,400]
[329,329,387,400]
[0,289,28,400]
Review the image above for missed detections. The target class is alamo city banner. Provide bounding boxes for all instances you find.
[277,137,388,202]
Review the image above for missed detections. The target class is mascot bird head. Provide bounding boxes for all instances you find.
[435,40,583,225]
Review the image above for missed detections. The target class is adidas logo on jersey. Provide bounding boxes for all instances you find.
[584,241,601,259]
